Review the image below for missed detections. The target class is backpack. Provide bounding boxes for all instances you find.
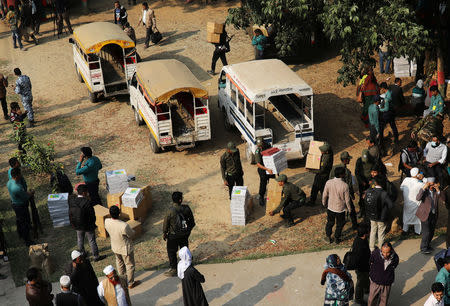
[343,249,356,270]
[50,170,73,194]
[365,188,383,220]
[69,197,84,229]
[172,206,194,237]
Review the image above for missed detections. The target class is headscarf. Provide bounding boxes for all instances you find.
[416,79,424,88]
[177,246,192,280]
[325,254,343,269]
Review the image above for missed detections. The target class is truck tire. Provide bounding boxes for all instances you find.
[222,108,232,131]
[246,143,255,164]
[75,64,83,83]
[149,136,161,153]
[134,108,144,126]
[88,91,97,103]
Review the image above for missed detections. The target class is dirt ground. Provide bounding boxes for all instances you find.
[0,0,448,285]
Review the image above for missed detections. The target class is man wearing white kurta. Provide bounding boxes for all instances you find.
[400,168,424,234]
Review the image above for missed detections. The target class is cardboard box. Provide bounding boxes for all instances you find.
[308,140,325,155]
[126,220,143,238]
[107,192,124,208]
[305,140,324,170]
[207,32,220,43]
[122,188,144,208]
[94,205,110,238]
[265,179,283,216]
[262,148,287,175]
[207,22,223,34]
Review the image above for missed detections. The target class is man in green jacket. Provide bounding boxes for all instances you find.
[309,142,333,205]
[425,85,445,117]
[368,96,381,143]
[435,257,450,305]
[7,167,33,246]
[269,174,306,227]
[76,147,102,206]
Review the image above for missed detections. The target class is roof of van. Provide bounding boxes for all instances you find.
[223,59,313,102]
[136,59,208,104]
[73,22,135,54]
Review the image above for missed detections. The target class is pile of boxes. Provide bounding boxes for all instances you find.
[122,188,144,208]
[305,140,324,170]
[262,148,287,175]
[230,186,253,226]
[394,57,416,77]
[265,179,283,216]
[206,22,223,44]
[47,193,70,228]
[105,169,129,194]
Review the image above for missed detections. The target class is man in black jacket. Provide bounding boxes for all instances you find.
[207,29,230,75]
[113,1,128,28]
[352,225,371,304]
[388,78,405,112]
[68,184,105,261]
[220,142,244,199]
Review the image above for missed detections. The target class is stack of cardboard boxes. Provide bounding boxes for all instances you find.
[230,186,253,226]
[105,169,129,194]
[305,140,324,170]
[262,148,287,175]
[206,22,223,44]
[47,193,70,228]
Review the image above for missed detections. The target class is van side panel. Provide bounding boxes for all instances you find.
[73,45,92,91]
[195,113,210,140]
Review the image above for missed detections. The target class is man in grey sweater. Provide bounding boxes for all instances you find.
[322,167,352,244]
[423,136,447,185]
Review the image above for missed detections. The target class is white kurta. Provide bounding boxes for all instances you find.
[400,177,424,234]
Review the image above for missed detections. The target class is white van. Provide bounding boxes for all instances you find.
[218,59,314,162]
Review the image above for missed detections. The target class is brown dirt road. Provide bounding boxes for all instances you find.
[0,0,448,284]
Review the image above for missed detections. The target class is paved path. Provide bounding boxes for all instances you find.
[0,237,444,305]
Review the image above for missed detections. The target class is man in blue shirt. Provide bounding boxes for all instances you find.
[76,147,103,205]
[7,168,33,246]
[379,82,399,147]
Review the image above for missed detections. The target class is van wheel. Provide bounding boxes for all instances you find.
[75,65,83,83]
[149,136,161,153]
[134,108,144,126]
[246,143,255,164]
[88,91,97,103]
[222,108,232,131]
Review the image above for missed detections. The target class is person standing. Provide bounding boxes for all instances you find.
[0,73,8,120]
[368,242,399,306]
[65,251,103,306]
[436,257,450,306]
[207,28,230,75]
[254,138,273,206]
[320,254,353,306]
[322,167,352,244]
[75,147,103,206]
[178,246,208,306]
[7,167,33,246]
[105,206,139,289]
[378,41,391,74]
[411,79,426,116]
[68,184,106,262]
[268,174,306,227]
[359,68,379,127]
[6,5,23,49]
[368,96,381,144]
[365,176,394,250]
[14,68,34,127]
[424,85,445,117]
[424,282,445,306]
[163,192,195,277]
[388,78,405,113]
[251,29,267,60]
[55,0,73,36]
[220,142,244,199]
[55,275,87,306]
[416,178,445,254]
[97,265,131,306]
[309,142,333,205]
[31,0,43,35]
[400,168,424,235]
[137,2,156,49]
[25,267,54,306]
[355,149,376,218]
[379,82,399,146]
[366,136,381,162]
[399,141,422,177]
[113,1,128,28]
[352,225,371,305]
[18,0,38,45]
[123,22,136,45]
[423,136,448,185]
[330,151,357,229]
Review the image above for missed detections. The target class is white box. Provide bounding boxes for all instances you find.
[106,169,129,194]
[47,193,70,228]
[230,186,251,226]
[122,188,144,208]
[262,150,287,175]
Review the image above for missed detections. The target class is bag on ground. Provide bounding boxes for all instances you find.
[151,31,162,44]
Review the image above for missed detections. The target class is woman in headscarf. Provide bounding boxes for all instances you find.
[412,79,426,116]
[359,68,380,128]
[178,246,208,306]
[321,254,354,306]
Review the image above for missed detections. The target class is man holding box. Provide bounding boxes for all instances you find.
[75,147,103,206]
[269,174,306,227]
[255,138,273,206]
[220,142,244,199]
[309,142,334,206]
[207,28,230,76]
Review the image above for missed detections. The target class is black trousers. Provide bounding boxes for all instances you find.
[325,209,346,239]
[258,168,268,205]
[0,97,7,117]
[57,11,73,34]
[12,204,31,243]
[225,174,244,199]
[283,200,301,222]
[420,212,437,251]
[369,124,379,143]
[211,50,227,72]
[380,111,399,142]
[144,27,153,46]
[424,162,446,186]
[349,200,358,228]
[310,174,328,203]
[0,221,7,255]
[86,179,101,206]
[167,235,189,269]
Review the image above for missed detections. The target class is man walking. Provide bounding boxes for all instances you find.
[0,73,8,120]
[97,265,131,306]
[269,174,306,227]
[220,142,244,199]
[65,251,103,306]
[14,68,34,127]
[365,176,394,250]
[309,142,333,205]
[68,184,106,262]
[352,225,371,305]
[163,191,195,277]
[113,1,128,28]
[400,168,424,235]
[6,5,23,49]
[322,167,352,244]
[55,275,87,306]
[105,206,139,289]
[379,82,399,147]
[55,0,73,36]
[207,28,230,75]
[368,242,399,306]
[388,77,405,112]
[330,151,357,229]
[75,147,103,205]
[416,179,445,254]
[138,2,156,49]
[423,136,447,185]
[254,138,273,206]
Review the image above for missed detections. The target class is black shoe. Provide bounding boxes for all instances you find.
[335,238,342,244]
[4,115,9,120]
[324,236,334,244]
[280,214,287,219]
[285,220,295,228]
[207,70,216,75]
[94,255,106,262]
[421,248,433,254]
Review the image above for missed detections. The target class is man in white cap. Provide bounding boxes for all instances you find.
[55,275,86,306]
[400,167,424,235]
[97,265,131,306]
[65,250,103,306]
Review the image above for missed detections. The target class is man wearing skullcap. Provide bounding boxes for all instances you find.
[55,275,86,306]
[97,265,131,305]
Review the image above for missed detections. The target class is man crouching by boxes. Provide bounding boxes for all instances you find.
[269,175,306,228]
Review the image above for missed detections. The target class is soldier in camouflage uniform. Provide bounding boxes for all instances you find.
[14,68,34,127]
[309,142,333,205]
[220,142,244,199]
[355,149,375,218]
[411,113,444,148]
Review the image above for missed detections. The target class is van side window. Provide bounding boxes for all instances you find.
[237,91,245,116]
[219,72,226,89]
[230,83,237,107]
[131,73,137,88]
[245,100,253,125]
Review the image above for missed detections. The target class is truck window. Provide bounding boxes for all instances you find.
[255,102,265,129]
[245,100,253,126]
[237,91,245,116]
[230,83,237,107]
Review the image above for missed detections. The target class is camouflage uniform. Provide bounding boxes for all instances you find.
[412,116,443,148]
[15,75,34,122]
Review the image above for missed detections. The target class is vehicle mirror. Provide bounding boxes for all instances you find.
[68,38,74,44]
